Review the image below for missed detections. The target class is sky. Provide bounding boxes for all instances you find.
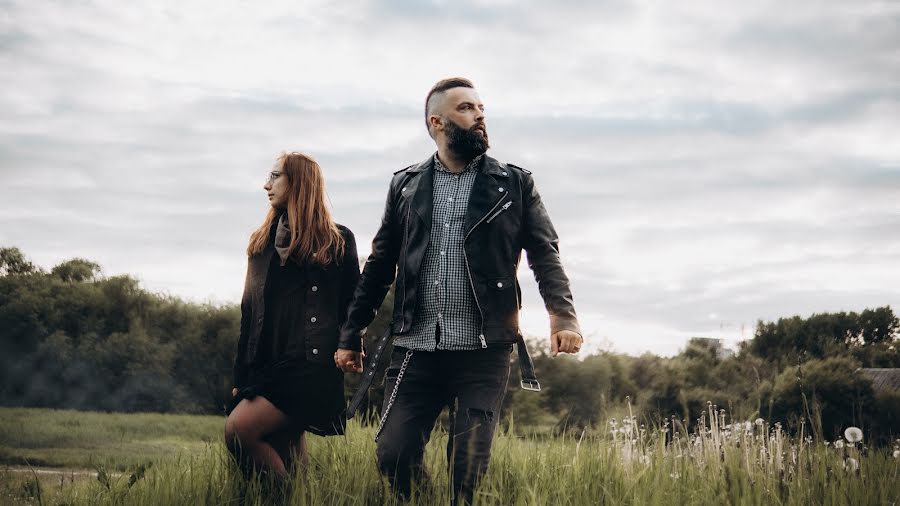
[1,0,898,356]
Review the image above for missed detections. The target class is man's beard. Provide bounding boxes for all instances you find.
[445,118,490,160]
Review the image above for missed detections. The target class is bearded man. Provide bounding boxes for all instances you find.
[336,77,583,505]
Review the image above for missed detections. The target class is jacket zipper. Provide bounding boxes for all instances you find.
[464,194,509,348]
[486,201,513,223]
[394,200,412,334]
[398,201,412,333]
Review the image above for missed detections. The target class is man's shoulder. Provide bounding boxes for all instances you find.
[392,163,417,175]
[501,161,532,176]
[392,156,433,176]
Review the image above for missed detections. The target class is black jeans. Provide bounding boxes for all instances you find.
[375,344,512,505]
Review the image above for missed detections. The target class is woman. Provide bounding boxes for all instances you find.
[225,151,361,482]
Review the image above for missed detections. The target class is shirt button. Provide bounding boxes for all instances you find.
[497,281,504,288]
[440,251,445,256]
[434,280,440,285]
[444,223,449,228]
[312,348,319,355]
[311,286,318,292]
[502,171,508,176]
[498,187,505,192]
[310,316,317,323]
[448,197,453,202]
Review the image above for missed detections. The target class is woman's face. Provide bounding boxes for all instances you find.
[263,166,288,209]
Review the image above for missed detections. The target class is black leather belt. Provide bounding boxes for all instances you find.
[345,330,541,419]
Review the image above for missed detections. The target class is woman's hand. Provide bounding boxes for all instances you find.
[334,349,365,373]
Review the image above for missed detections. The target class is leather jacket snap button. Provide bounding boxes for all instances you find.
[312,348,319,355]
[310,316,317,323]
[311,286,318,292]
[497,281,504,288]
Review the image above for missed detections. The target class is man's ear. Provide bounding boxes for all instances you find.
[428,114,443,132]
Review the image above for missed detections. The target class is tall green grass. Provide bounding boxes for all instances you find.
[2,407,898,505]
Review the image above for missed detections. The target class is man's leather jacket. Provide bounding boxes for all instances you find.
[338,154,581,351]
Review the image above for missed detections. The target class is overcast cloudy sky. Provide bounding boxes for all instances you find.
[2,0,898,355]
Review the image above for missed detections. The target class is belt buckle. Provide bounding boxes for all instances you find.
[520,379,541,392]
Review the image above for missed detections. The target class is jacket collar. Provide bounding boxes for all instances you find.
[405,153,509,178]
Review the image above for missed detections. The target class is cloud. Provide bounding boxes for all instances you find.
[1,0,898,356]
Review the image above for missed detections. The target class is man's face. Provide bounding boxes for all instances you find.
[436,87,489,158]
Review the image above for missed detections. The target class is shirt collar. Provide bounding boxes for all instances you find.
[433,153,483,174]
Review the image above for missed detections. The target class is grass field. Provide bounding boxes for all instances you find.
[1,407,898,505]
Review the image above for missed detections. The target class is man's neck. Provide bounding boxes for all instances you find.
[435,147,469,174]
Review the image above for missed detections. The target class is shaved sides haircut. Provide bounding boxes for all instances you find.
[424,77,475,138]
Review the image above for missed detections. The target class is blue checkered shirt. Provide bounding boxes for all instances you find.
[393,154,485,351]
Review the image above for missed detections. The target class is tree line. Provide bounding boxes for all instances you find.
[1,247,897,443]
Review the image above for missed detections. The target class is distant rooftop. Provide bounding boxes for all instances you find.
[858,368,900,393]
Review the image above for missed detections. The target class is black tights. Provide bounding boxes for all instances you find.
[224,395,308,481]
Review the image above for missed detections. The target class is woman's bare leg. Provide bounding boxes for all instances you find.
[224,396,294,479]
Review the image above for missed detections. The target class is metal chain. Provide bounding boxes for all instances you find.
[374,349,414,442]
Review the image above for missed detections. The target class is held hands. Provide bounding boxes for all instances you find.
[551,330,583,356]
[334,348,365,373]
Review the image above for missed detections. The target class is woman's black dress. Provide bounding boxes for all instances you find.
[227,231,346,436]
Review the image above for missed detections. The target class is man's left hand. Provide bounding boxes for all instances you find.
[551,330,583,356]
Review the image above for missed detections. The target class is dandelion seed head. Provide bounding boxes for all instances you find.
[834,440,845,449]
[754,418,764,426]
[844,427,863,443]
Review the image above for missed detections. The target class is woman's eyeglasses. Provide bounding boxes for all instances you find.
[266,171,282,185]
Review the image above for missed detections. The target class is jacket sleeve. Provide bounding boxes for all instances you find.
[520,172,583,337]
[338,177,403,351]
[233,258,252,388]
[338,228,362,344]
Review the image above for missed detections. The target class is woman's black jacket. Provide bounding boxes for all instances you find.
[233,223,360,388]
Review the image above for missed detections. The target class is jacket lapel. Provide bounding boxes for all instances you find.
[406,156,434,236]
[464,156,509,236]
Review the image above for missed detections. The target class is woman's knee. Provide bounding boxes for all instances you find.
[224,416,257,453]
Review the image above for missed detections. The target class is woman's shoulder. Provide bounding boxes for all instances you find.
[334,223,355,239]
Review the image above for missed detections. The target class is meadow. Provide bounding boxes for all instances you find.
[1,407,897,505]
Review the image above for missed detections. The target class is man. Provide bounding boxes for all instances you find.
[335,77,583,504]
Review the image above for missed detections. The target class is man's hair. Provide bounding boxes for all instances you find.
[425,77,474,137]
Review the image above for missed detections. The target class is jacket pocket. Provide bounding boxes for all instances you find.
[485,276,517,322]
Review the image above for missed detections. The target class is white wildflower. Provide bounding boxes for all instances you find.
[844,427,863,444]
[834,440,845,449]
[754,418,764,426]
[892,450,899,459]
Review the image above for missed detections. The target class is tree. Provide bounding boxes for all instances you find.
[769,356,876,438]
[51,258,101,283]
[0,247,38,276]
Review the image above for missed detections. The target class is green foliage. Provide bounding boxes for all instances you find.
[2,246,898,444]
[51,258,101,283]
[0,249,240,414]
[0,246,39,276]
[749,308,899,366]
[770,356,876,438]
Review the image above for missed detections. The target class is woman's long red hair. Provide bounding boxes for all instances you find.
[247,152,345,265]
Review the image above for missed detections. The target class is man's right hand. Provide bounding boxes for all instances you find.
[231,388,237,397]
[335,349,365,373]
